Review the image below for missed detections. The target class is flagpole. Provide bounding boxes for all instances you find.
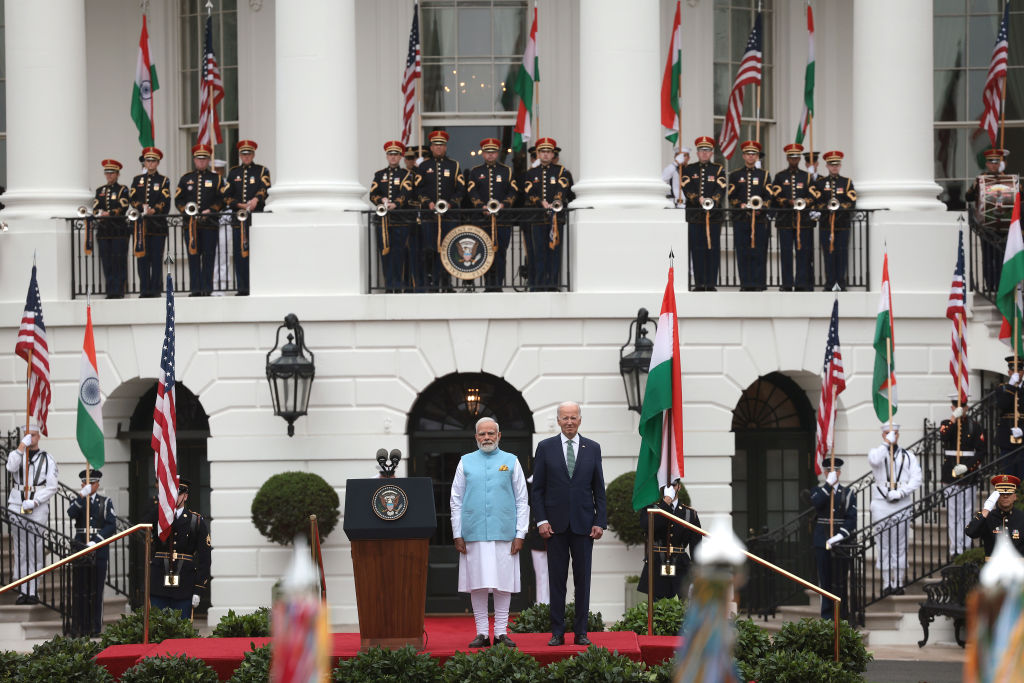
[999,0,1008,152]
[887,341,895,490]
[808,113,816,178]
[755,83,761,145]
[23,349,32,513]
[828,383,837,538]
[956,316,965,469]
[676,31,684,207]
[533,1,540,140]
[415,0,423,149]
[85,465,92,549]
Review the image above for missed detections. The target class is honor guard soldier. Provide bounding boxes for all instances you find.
[145,478,212,620]
[811,150,857,291]
[129,147,171,298]
[939,394,987,557]
[679,136,727,291]
[520,137,572,291]
[728,140,773,291]
[809,458,856,620]
[68,469,116,635]
[966,148,1008,291]
[417,130,465,291]
[402,145,425,290]
[88,159,131,299]
[225,140,271,296]
[467,138,518,291]
[176,144,227,297]
[370,140,416,292]
[966,474,1024,558]
[996,355,1024,479]
[639,479,702,601]
[662,148,691,207]
[867,424,922,596]
[772,143,815,291]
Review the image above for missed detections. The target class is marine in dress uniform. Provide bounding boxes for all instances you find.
[369,140,415,292]
[996,355,1024,480]
[965,148,1007,291]
[867,424,923,595]
[965,474,1024,558]
[728,140,773,291]
[224,140,271,296]
[939,394,987,557]
[811,150,857,291]
[809,458,856,620]
[129,147,171,298]
[638,480,702,601]
[772,143,815,291]
[679,136,727,291]
[88,159,131,298]
[144,478,212,620]
[520,137,572,291]
[68,469,116,635]
[176,144,227,296]
[417,130,465,291]
[466,138,518,291]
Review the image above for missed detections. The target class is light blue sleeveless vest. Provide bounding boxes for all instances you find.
[460,449,517,542]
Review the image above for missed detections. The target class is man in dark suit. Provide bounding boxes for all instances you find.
[531,401,607,647]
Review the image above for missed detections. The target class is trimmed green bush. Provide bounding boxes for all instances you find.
[641,659,676,683]
[331,645,442,682]
[542,646,647,682]
[251,471,340,545]
[227,643,271,683]
[771,618,872,674]
[733,617,772,672]
[100,607,199,647]
[609,597,685,636]
[12,636,112,683]
[29,635,103,660]
[441,643,542,682]
[953,547,985,566]
[212,607,272,638]
[120,654,219,682]
[509,602,605,634]
[0,651,25,681]
[747,649,862,683]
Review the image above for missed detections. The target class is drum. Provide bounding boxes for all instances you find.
[976,174,1020,228]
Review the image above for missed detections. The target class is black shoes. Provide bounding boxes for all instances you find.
[15,595,38,605]
[493,634,516,648]
[575,635,592,646]
[548,634,565,646]
[468,634,490,648]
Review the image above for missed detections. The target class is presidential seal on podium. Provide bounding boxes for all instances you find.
[440,224,495,280]
[372,484,409,521]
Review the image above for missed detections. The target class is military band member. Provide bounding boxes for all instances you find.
[224,140,271,296]
[996,355,1024,480]
[129,147,171,298]
[638,480,702,601]
[729,140,773,291]
[965,474,1024,558]
[679,136,727,291]
[772,143,815,291]
[467,138,518,291]
[966,148,1008,291]
[417,130,465,291]
[809,458,855,620]
[88,159,131,299]
[520,137,572,291]
[939,394,987,557]
[370,140,415,292]
[176,144,227,297]
[811,150,857,291]
[68,469,116,635]
[144,478,212,620]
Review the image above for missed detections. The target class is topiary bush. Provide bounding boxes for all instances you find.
[733,617,772,673]
[227,643,271,683]
[609,597,685,636]
[331,645,441,682]
[771,618,872,674]
[746,649,862,683]
[509,602,605,634]
[542,645,647,682]
[212,607,272,638]
[120,654,219,683]
[100,607,199,647]
[441,643,542,682]
[605,472,690,548]
[251,471,340,545]
[12,636,111,683]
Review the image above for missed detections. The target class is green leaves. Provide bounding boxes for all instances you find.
[227,643,271,683]
[99,607,199,647]
[332,645,442,682]
[542,646,647,683]
[212,607,271,638]
[251,471,340,546]
[609,597,684,636]
[771,618,872,674]
[440,644,542,682]
[13,637,111,683]
[120,654,219,683]
[509,602,605,634]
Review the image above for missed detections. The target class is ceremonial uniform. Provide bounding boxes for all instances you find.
[145,479,212,620]
[68,469,116,635]
[811,150,857,291]
[679,136,727,291]
[224,140,271,296]
[809,459,855,620]
[772,144,815,291]
[129,147,171,297]
[965,474,1024,558]
[176,144,227,296]
[466,138,518,290]
[370,140,415,292]
[867,426,923,594]
[5,423,58,603]
[661,149,691,207]
[965,148,1007,291]
[417,130,465,291]
[88,159,131,298]
[520,137,571,291]
[996,356,1024,480]
[402,147,425,290]
[638,494,702,600]
[939,400,987,557]
[728,140,773,291]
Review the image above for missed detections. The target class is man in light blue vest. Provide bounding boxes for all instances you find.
[450,416,529,649]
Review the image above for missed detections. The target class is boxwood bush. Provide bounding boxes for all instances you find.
[441,643,542,682]
[733,617,772,673]
[120,654,219,682]
[251,471,340,546]
[12,636,111,683]
[746,649,862,683]
[226,643,271,683]
[771,618,872,674]
[100,606,199,647]
[543,646,647,682]
[331,645,441,682]
[609,597,685,636]
[509,602,604,634]
[212,607,271,638]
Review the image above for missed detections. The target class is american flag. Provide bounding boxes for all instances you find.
[400,3,421,146]
[197,16,224,146]
[947,229,969,404]
[15,265,50,436]
[814,300,846,475]
[151,274,179,542]
[979,3,1009,147]
[718,13,763,159]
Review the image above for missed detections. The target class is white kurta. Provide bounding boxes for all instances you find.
[450,457,530,593]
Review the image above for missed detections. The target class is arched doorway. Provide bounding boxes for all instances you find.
[407,372,535,614]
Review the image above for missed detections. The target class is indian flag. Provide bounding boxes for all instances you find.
[632,265,684,511]
[512,4,539,151]
[661,1,682,143]
[998,193,1024,352]
[130,15,159,147]
[872,253,897,422]
[795,3,814,144]
[77,305,104,469]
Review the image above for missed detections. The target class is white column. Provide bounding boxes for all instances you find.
[852,0,943,210]
[266,0,365,211]
[571,0,668,208]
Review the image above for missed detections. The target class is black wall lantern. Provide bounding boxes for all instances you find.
[619,307,656,414]
[266,314,316,436]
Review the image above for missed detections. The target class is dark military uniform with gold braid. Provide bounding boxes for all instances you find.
[467,161,518,290]
[370,166,415,291]
[772,167,815,291]
[225,162,271,296]
[996,371,1024,479]
[728,166,773,291]
[638,499,702,600]
[175,170,227,296]
[965,504,1024,558]
[91,182,131,298]
[811,174,857,291]
[145,503,212,619]
[129,171,171,297]
[520,162,571,291]
[679,161,727,290]
[417,156,465,291]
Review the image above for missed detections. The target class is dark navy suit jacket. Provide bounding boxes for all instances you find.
[532,434,607,534]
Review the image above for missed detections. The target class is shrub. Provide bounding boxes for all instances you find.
[100,607,199,647]
[227,643,271,683]
[641,659,675,683]
[12,636,112,683]
[29,635,103,660]
[509,602,605,634]
[953,547,985,566]
[746,649,861,683]
[331,645,441,682]
[441,643,542,682]
[543,646,647,682]
[733,618,772,672]
[251,471,340,545]
[212,607,272,638]
[0,651,25,681]
[772,618,872,674]
[120,654,219,683]
[609,597,685,636]
[605,472,690,548]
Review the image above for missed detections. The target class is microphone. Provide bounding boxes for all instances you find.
[376,448,388,470]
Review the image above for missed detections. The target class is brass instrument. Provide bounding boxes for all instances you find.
[747,195,764,248]
[126,207,140,222]
[485,198,501,215]
[184,202,199,255]
[793,198,807,211]
[77,205,91,218]
[747,195,764,210]
[374,203,389,217]
[794,198,807,250]
[486,198,500,247]
[548,198,564,249]
[700,197,714,211]
[701,197,714,249]
[237,207,250,222]
[434,199,450,215]
[550,199,564,213]
[828,197,839,253]
[184,202,199,216]
[828,198,841,212]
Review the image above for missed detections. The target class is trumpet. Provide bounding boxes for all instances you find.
[794,198,808,211]
[747,195,764,210]
[434,199,449,215]
[701,197,715,211]
[126,207,140,222]
[374,203,389,217]
[237,207,250,222]
[828,198,841,212]
[184,202,199,216]
[550,199,564,213]
[77,205,91,218]
[485,198,501,215]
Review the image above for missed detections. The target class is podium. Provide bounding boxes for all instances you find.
[343,477,436,650]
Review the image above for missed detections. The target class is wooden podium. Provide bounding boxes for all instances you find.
[343,477,436,650]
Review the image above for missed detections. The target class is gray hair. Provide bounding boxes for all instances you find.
[557,401,581,417]
[475,416,500,432]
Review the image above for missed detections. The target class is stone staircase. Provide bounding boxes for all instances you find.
[0,590,131,652]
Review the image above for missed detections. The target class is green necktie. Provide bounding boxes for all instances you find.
[566,439,576,478]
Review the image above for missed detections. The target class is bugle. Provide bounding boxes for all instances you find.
[794,198,806,250]
[485,198,501,215]
[374,203,389,217]
[550,199,564,213]
[184,202,199,216]
[746,195,763,247]
[700,197,715,211]
[126,207,140,222]
[793,198,808,211]
[77,205,91,218]
[828,198,841,212]
[701,197,713,249]
[434,199,450,215]
[747,195,764,210]
[237,207,250,222]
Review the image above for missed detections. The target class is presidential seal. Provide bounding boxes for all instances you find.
[440,224,495,280]
[372,484,409,521]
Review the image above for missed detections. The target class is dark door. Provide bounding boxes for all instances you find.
[733,432,815,538]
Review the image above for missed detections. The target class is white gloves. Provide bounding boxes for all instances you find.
[952,464,968,478]
[810,210,822,220]
[885,431,898,444]
[80,484,92,497]
[952,407,964,419]
[87,541,97,548]
[985,490,1001,512]
[1011,372,1021,386]
[1012,427,1023,439]
[886,489,902,502]
[674,153,687,164]
[825,471,838,486]
[20,435,33,448]
[192,594,201,608]
[22,499,36,511]
[662,485,675,499]
[825,533,844,549]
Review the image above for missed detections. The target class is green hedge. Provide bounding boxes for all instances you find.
[609,597,685,636]
[120,654,219,682]
[99,607,199,647]
[211,608,272,638]
[440,643,541,682]
[509,602,604,634]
